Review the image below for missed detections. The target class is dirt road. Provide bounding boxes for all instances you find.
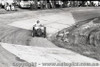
[0,7,100,67]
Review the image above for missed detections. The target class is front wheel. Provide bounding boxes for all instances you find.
[32,27,35,37]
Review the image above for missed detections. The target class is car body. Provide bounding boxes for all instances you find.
[18,0,34,8]
[32,25,46,38]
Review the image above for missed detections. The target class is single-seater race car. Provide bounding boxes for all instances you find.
[32,24,46,38]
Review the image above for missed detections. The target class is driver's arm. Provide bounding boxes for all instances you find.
[33,24,36,27]
[40,24,44,26]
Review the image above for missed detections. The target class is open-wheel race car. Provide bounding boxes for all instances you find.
[32,25,46,38]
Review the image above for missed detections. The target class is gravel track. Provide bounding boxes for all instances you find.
[1,7,100,67]
[0,24,57,67]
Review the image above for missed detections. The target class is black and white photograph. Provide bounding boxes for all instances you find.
[0,0,100,67]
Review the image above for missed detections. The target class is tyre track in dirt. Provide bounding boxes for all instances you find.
[0,25,31,67]
[0,25,57,47]
[0,24,57,67]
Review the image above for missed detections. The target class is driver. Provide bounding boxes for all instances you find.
[34,20,41,27]
[34,20,44,30]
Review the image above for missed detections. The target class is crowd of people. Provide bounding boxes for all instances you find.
[29,1,100,10]
[1,1,100,11]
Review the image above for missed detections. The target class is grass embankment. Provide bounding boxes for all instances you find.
[51,17,100,61]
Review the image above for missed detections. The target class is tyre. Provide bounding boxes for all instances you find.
[44,27,46,38]
[32,27,35,37]
[32,31,35,37]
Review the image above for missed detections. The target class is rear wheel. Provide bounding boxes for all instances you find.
[44,27,46,38]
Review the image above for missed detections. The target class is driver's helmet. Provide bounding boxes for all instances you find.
[37,20,40,24]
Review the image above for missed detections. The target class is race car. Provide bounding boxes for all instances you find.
[32,25,46,38]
